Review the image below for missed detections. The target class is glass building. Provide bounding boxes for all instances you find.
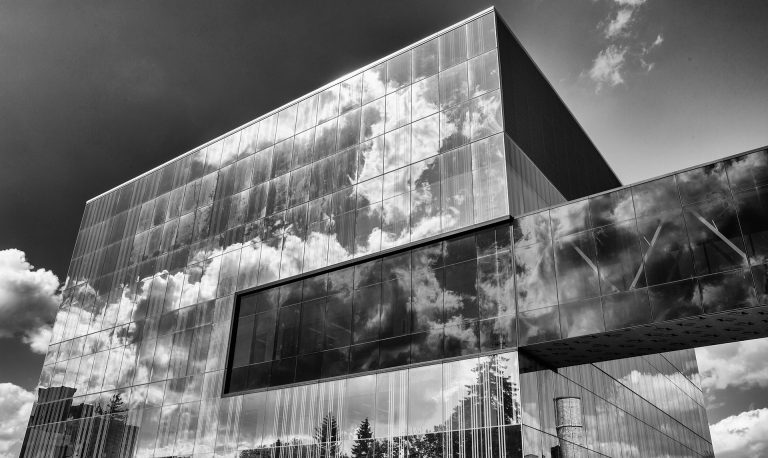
[22,7,768,457]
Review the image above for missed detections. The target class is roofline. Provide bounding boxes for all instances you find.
[492,9,623,188]
[86,6,496,204]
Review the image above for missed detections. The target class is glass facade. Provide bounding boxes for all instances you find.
[226,226,514,393]
[513,148,768,346]
[520,350,712,457]
[30,7,768,458]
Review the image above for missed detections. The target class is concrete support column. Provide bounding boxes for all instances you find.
[554,396,585,458]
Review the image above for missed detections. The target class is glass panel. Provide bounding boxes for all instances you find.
[699,269,757,314]
[232,315,254,368]
[353,283,381,343]
[299,298,325,355]
[555,229,600,303]
[270,139,293,179]
[288,165,311,208]
[383,167,409,200]
[325,290,353,350]
[726,149,768,191]
[470,91,503,140]
[439,101,470,152]
[317,84,340,124]
[314,118,338,160]
[648,279,702,322]
[361,98,386,142]
[321,347,348,378]
[275,304,300,358]
[379,335,410,369]
[408,364,443,434]
[444,259,479,323]
[413,38,439,81]
[355,203,382,257]
[362,64,386,105]
[468,50,499,97]
[412,74,439,122]
[595,221,645,293]
[252,311,277,365]
[337,108,362,151]
[387,51,411,93]
[559,297,605,338]
[677,162,730,205]
[251,148,273,185]
[632,176,681,218]
[375,370,408,438]
[238,122,259,159]
[589,188,635,228]
[439,62,468,109]
[385,86,411,132]
[238,392,267,450]
[636,211,694,286]
[735,186,768,264]
[411,266,444,332]
[296,95,318,133]
[515,241,557,312]
[340,73,363,114]
[684,198,748,275]
[472,134,508,222]
[518,306,560,345]
[602,289,652,330]
[256,114,277,151]
[467,13,497,58]
[270,357,296,386]
[384,125,411,173]
[292,128,314,170]
[411,113,440,162]
[439,25,468,70]
[349,342,378,373]
[358,136,384,182]
[479,315,516,351]
[343,375,376,440]
[275,104,298,142]
[381,194,410,249]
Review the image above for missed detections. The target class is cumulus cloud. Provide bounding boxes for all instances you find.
[696,339,768,391]
[605,8,634,38]
[0,382,35,458]
[587,0,662,89]
[0,249,62,354]
[710,408,768,457]
[612,0,646,6]
[21,326,52,355]
[588,45,628,88]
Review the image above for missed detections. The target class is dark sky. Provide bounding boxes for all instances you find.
[1,2,767,448]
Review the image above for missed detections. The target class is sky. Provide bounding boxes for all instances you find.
[0,0,767,456]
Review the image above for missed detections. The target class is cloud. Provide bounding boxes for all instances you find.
[588,45,628,88]
[710,408,768,457]
[697,339,768,392]
[0,383,35,458]
[21,326,52,354]
[605,8,634,38]
[587,0,662,89]
[0,249,61,354]
[612,0,646,6]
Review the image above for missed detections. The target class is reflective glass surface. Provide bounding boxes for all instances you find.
[226,227,514,392]
[520,350,712,457]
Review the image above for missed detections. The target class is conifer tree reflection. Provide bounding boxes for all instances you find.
[315,413,340,457]
[351,417,374,457]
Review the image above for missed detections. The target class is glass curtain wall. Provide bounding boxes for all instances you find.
[226,225,514,393]
[520,350,713,457]
[513,148,768,346]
